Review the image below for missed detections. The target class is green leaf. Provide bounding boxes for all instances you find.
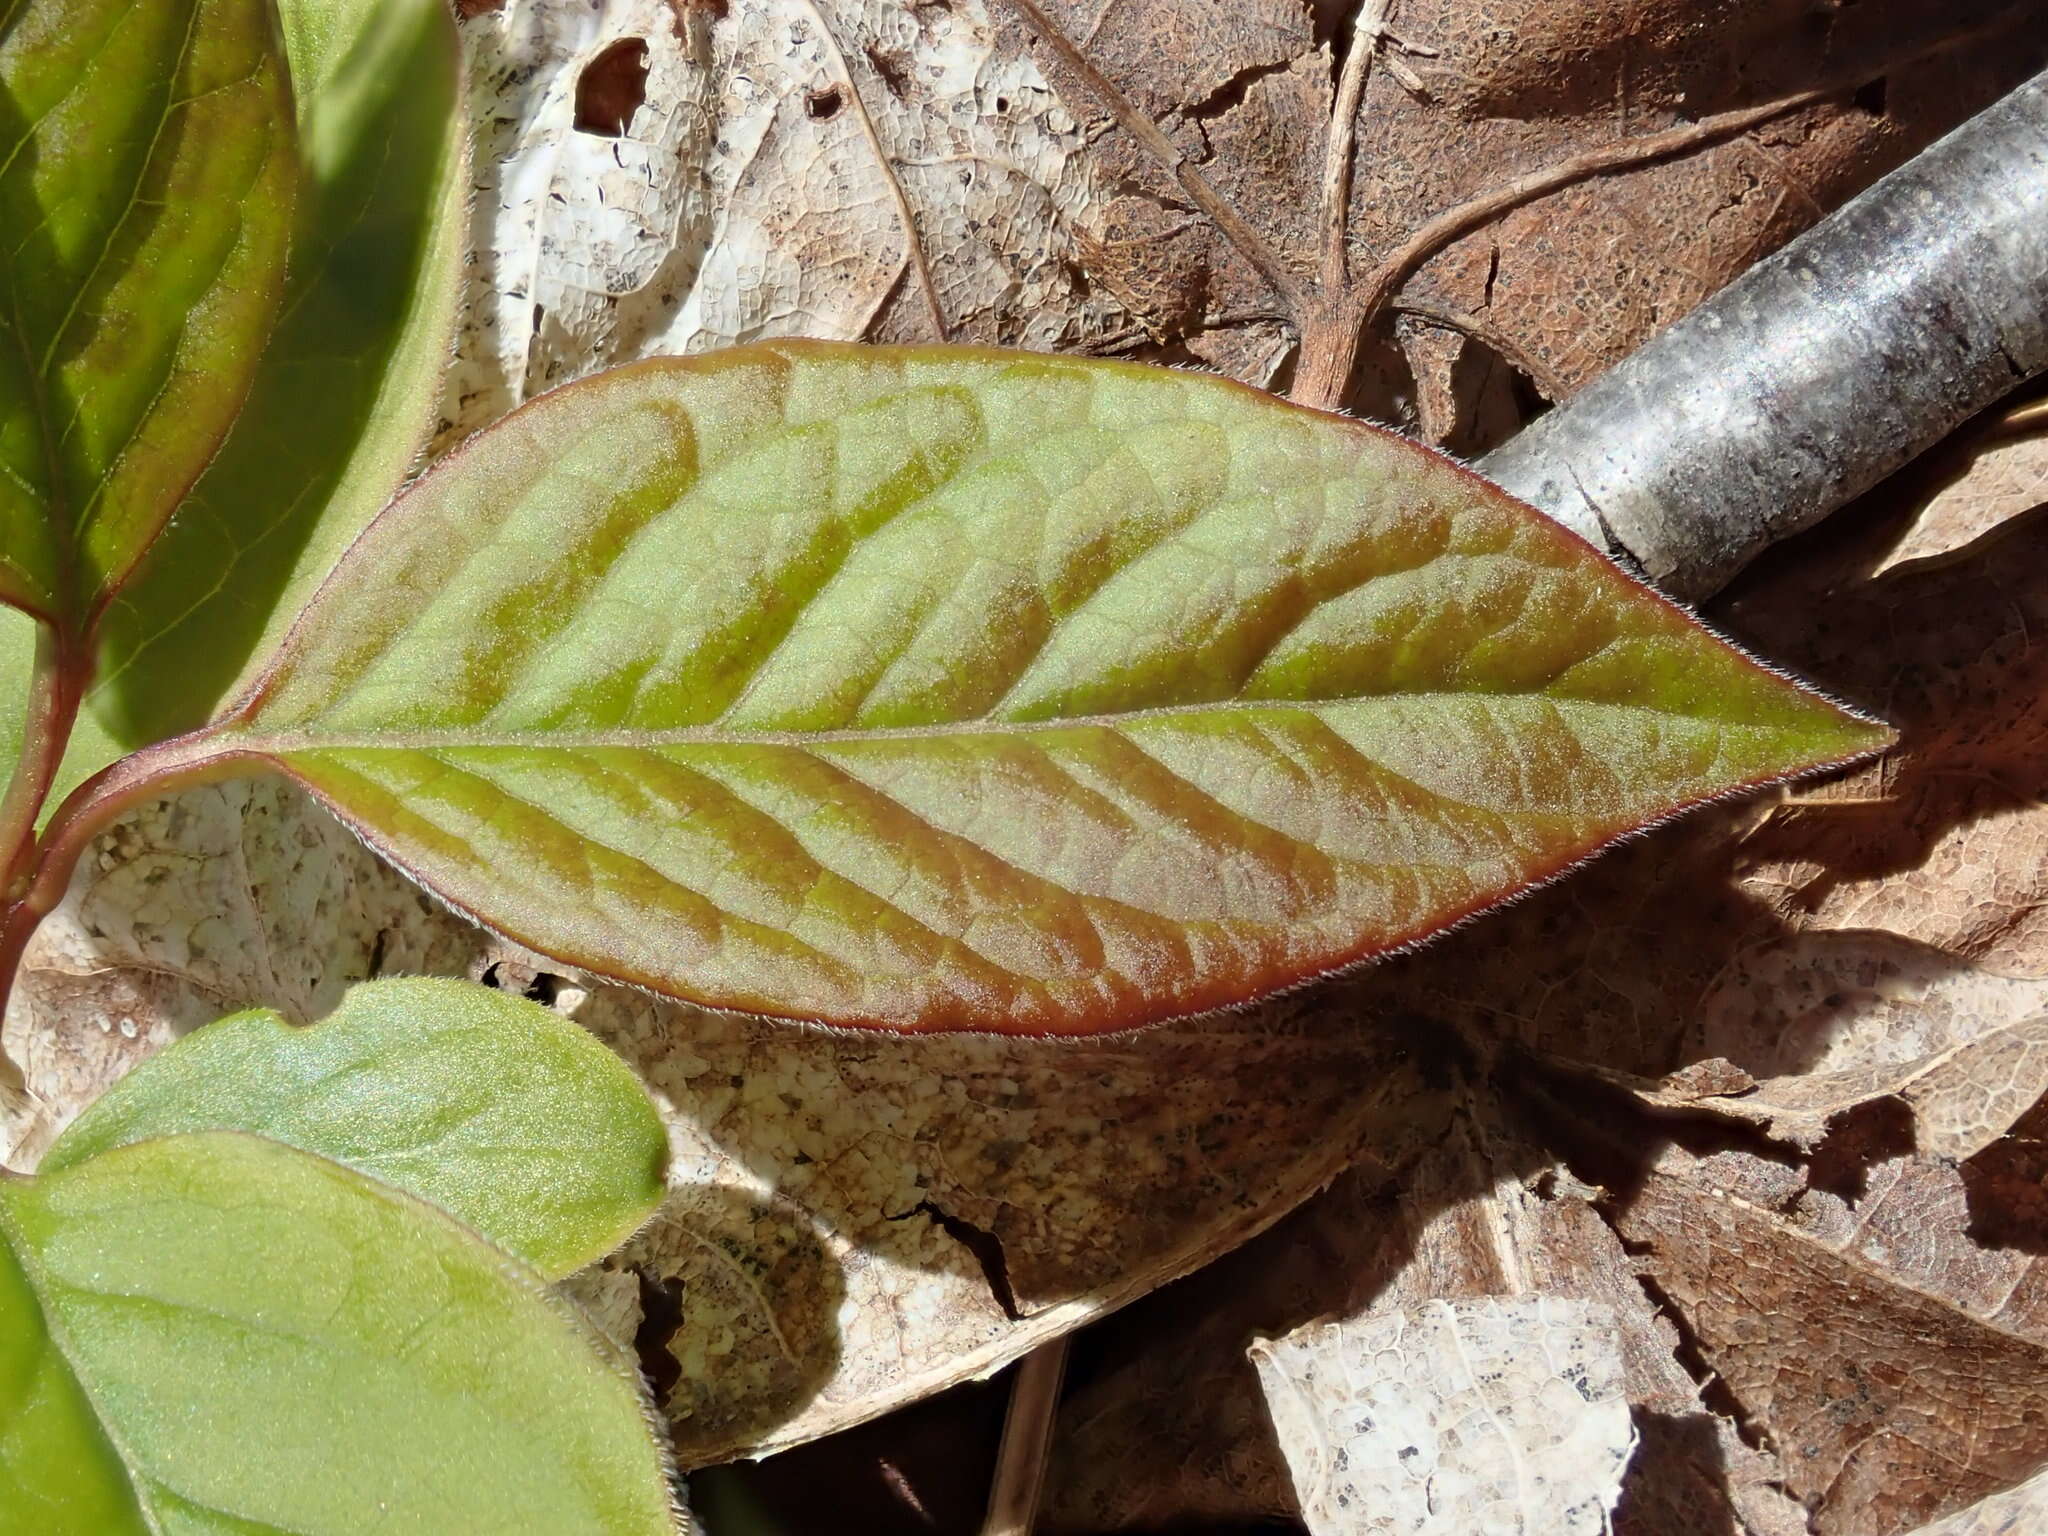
[0,1222,146,1535]
[0,0,469,813]
[143,343,1890,1036]
[42,977,668,1280]
[90,0,468,749]
[0,0,296,633]
[0,1132,681,1535]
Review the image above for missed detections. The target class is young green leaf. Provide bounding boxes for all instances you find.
[0,0,296,632]
[0,0,470,815]
[0,1132,681,1535]
[41,977,669,1280]
[0,1229,146,1535]
[90,0,469,749]
[111,343,1891,1036]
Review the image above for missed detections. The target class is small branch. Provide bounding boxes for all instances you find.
[1318,0,1392,299]
[800,0,949,339]
[0,622,82,903]
[992,0,1310,317]
[1479,64,2048,597]
[1392,297,1572,403]
[980,1336,1070,1536]
[1293,85,1831,410]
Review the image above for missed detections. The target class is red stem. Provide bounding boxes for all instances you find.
[0,623,83,903]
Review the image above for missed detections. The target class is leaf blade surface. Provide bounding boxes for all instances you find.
[0,0,295,629]
[192,343,1888,1035]
[41,977,669,1279]
[0,1132,680,1534]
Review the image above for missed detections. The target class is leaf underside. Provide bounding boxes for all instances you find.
[40,977,671,1281]
[173,342,1886,1036]
[0,1133,680,1536]
[0,0,295,632]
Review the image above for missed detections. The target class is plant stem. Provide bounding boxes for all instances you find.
[1318,0,1391,301]
[0,623,82,904]
[981,1336,1070,1536]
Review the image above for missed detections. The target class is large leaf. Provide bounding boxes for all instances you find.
[0,0,295,632]
[0,1132,680,1534]
[0,0,469,815]
[40,977,669,1279]
[116,343,1888,1036]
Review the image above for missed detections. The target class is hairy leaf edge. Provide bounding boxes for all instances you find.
[18,343,1898,1036]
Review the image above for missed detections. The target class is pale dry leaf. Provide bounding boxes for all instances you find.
[555,960,1455,1464]
[0,779,475,1165]
[1253,1296,1634,1536]
[1608,929,2048,1157]
[0,778,1457,1463]
[440,0,1129,446]
[1626,1021,2048,1161]
[1048,1086,1808,1536]
[1874,428,2048,576]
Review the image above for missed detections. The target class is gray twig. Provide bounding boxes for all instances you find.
[1479,66,2048,600]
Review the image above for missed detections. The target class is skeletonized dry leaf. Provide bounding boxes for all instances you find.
[0,777,1458,1462]
[1253,1296,1634,1536]
[441,0,1124,446]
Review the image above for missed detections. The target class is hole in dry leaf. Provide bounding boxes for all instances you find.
[865,45,910,98]
[889,1200,1018,1319]
[1807,1096,1916,1204]
[1853,76,1890,116]
[574,38,650,137]
[806,86,844,121]
[631,1266,687,1406]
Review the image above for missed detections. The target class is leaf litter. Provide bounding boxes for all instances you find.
[5,0,2048,1528]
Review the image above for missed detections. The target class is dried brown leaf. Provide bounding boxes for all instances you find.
[1614,1144,2048,1535]
[1875,426,2048,576]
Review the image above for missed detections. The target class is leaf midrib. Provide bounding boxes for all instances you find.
[220,690,1778,754]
